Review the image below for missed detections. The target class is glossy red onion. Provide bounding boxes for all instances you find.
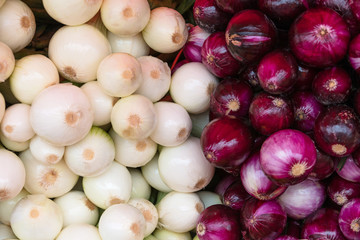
[242,198,287,240]
[328,174,360,206]
[225,9,277,64]
[249,92,294,136]
[338,198,360,239]
[222,180,252,210]
[257,49,298,95]
[240,64,262,91]
[308,147,335,181]
[348,34,360,74]
[336,155,360,183]
[210,78,253,119]
[301,208,346,240]
[260,129,317,186]
[214,173,238,197]
[196,204,241,240]
[278,179,326,219]
[214,0,255,14]
[312,67,352,105]
[350,0,360,21]
[183,25,211,63]
[201,32,243,78]
[314,105,360,157]
[240,151,287,201]
[201,116,253,174]
[294,64,318,91]
[289,7,350,68]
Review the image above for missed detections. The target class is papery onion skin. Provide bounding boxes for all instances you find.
[222,180,252,210]
[348,34,360,74]
[328,174,360,206]
[336,155,360,183]
[183,25,211,63]
[338,198,360,239]
[289,7,350,68]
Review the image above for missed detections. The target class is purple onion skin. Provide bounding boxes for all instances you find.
[294,64,318,91]
[215,0,255,14]
[336,155,360,182]
[353,88,360,116]
[210,78,253,119]
[257,49,298,95]
[196,204,241,240]
[193,0,232,33]
[292,90,324,133]
[240,151,287,201]
[214,172,238,197]
[286,218,302,239]
[348,34,360,75]
[289,7,351,68]
[339,198,360,239]
[312,67,352,105]
[350,0,360,21]
[328,174,360,206]
[353,147,360,168]
[278,179,326,219]
[183,25,211,63]
[201,32,243,78]
[249,92,294,136]
[308,147,335,181]
[242,198,287,240]
[302,208,346,240]
[241,64,262,91]
[225,9,278,65]
[201,116,254,174]
[223,180,252,210]
[275,236,297,240]
[260,129,317,186]
[314,105,360,157]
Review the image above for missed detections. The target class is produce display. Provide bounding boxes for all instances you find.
[2,0,360,240]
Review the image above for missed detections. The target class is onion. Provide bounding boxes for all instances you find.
[348,33,360,74]
[128,168,151,200]
[215,0,255,14]
[196,204,241,240]
[339,198,360,239]
[278,179,326,219]
[275,236,297,240]
[222,180,252,210]
[242,198,287,240]
[336,154,360,182]
[0,223,16,239]
[308,146,335,181]
[0,189,28,225]
[107,31,150,58]
[241,64,261,91]
[128,198,158,237]
[29,135,65,165]
[153,228,192,240]
[0,41,15,83]
[240,151,287,200]
[214,173,238,197]
[55,223,102,240]
[294,63,318,91]
[350,0,360,20]
[197,191,222,208]
[289,7,350,68]
[328,174,360,206]
[142,7,188,54]
[0,131,29,152]
[43,0,102,26]
[48,24,111,83]
[30,83,94,147]
[0,0,36,53]
[260,129,317,185]
[183,25,211,63]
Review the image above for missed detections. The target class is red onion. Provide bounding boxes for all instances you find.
[292,90,324,133]
[286,218,302,239]
[289,7,350,68]
[308,147,335,181]
[193,0,231,33]
[338,198,360,239]
[278,179,326,219]
[240,64,262,91]
[222,180,252,210]
[328,174,360,206]
[312,67,352,105]
[353,147,360,168]
[336,155,360,183]
[301,208,346,239]
[257,49,298,95]
[201,32,243,78]
[214,173,238,197]
[240,151,287,201]
[353,88,360,116]
[314,105,360,157]
[225,9,278,64]
[183,25,211,63]
[209,78,253,119]
[249,92,294,136]
[294,64,318,91]
[260,129,317,185]
[200,116,254,174]
[275,236,297,240]
[348,34,360,74]
[350,0,360,21]
[196,204,241,240]
[242,198,287,240]
[214,0,255,14]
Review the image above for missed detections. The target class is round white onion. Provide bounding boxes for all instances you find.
[153,228,192,240]
[30,83,94,147]
[56,223,101,240]
[0,223,17,239]
[128,198,158,237]
[9,54,59,104]
[128,168,151,200]
[142,7,188,53]
[0,41,15,83]
[0,0,36,52]
[107,31,150,57]
[0,189,28,225]
[29,135,65,165]
[0,92,5,124]
[48,24,111,83]
[0,131,29,152]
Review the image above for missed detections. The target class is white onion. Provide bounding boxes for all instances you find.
[82,161,132,209]
[9,54,59,104]
[80,81,118,127]
[97,52,143,97]
[29,135,65,165]
[48,24,111,83]
[142,7,188,53]
[0,92,5,124]
[0,149,25,201]
[128,198,158,237]
[111,94,157,140]
[144,235,158,240]
[107,31,150,57]
[135,56,171,102]
[0,41,15,83]
[141,153,172,193]
[109,128,157,168]
[101,0,150,37]
[56,223,101,240]
[0,132,29,152]
[10,194,63,240]
[43,0,103,26]
[0,189,28,225]
[150,101,192,147]
[197,191,222,209]
[157,191,204,233]
[0,0,36,52]
[0,223,16,239]
[128,168,151,200]
[1,103,34,142]
[54,191,99,227]
[153,228,192,240]
[20,149,79,198]
[30,83,94,147]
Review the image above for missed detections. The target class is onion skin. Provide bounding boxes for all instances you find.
[338,198,360,239]
[308,147,335,181]
[183,25,211,63]
[327,174,360,206]
[294,64,318,91]
[241,64,262,91]
[215,0,255,14]
[336,155,360,183]
[275,236,297,240]
[214,173,238,197]
[289,7,350,68]
[350,0,360,21]
[348,34,360,74]
[222,180,252,210]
